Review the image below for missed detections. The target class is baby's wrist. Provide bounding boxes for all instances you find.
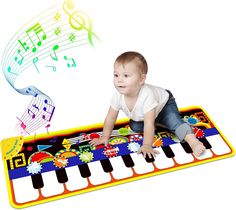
[142,143,153,148]
[102,135,110,139]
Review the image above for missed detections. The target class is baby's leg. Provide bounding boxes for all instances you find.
[129,119,144,133]
[184,133,206,157]
[156,96,205,157]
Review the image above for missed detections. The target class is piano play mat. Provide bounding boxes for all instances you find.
[1,106,235,208]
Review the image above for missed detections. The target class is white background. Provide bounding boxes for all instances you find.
[0,0,236,209]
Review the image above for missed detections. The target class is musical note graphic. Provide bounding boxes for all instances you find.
[18,40,30,52]
[45,124,50,134]
[50,45,59,61]
[54,12,61,21]
[25,87,38,97]
[27,102,41,119]
[33,57,40,73]
[16,117,30,135]
[63,0,99,46]
[54,27,61,36]
[32,104,40,111]
[68,33,76,42]
[27,109,36,119]
[50,136,58,144]
[42,99,55,122]
[64,55,76,67]
[7,66,19,76]
[14,49,24,65]
[26,23,47,52]
[46,65,56,72]
[2,0,99,136]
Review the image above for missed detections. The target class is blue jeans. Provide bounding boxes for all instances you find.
[129,91,193,141]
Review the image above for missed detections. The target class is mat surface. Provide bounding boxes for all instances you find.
[1,106,235,208]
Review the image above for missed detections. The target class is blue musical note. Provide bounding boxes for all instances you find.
[42,99,55,122]
[25,87,38,97]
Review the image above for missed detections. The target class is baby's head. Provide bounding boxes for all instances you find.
[114,51,148,75]
[113,51,148,96]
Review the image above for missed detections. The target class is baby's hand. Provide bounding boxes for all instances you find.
[89,136,108,146]
[137,144,159,158]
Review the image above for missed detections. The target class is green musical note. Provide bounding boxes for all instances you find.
[18,40,30,52]
[14,49,24,65]
[50,45,59,61]
[26,23,47,52]
[7,66,19,76]
[64,55,76,67]
[46,65,56,72]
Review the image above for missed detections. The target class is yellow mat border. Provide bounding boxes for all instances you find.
[2,105,235,208]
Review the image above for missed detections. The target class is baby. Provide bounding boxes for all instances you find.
[90,51,206,158]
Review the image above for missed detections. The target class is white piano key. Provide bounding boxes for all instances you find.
[65,166,88,191]
[88,161,111,185]
[194,149,213,160]
[12,176,39,204]
[170,143,194,164]
[153,148,175,169]
[206,134,231,155]
[130,153,154,174]
[110,156,133,180]
[41,171,64,197]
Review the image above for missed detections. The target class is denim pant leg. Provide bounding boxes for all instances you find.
[156,96,193,141]
[129,119,144,133]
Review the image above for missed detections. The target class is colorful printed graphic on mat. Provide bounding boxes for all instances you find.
[1,107,234,208]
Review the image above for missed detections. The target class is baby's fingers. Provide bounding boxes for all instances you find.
[137,148,142,154]
[147,152,153,159]
[153,149,160,155]
[89,140,97,146]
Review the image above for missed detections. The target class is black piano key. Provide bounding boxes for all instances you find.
[121,154,135,167]
[55,168,68,183]
[199,137,212,149]
[162,145,175,158]
[100,159,113,173]
[31,174,44,189]
[143,153,155,163]
[181,141,193,154]
[78,163,91,178]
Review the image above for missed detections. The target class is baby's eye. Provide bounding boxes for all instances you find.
[114,74,118,77]
[124,74,130,77]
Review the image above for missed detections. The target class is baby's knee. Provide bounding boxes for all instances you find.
[129,120,144,133]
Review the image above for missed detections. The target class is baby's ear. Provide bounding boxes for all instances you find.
[140,74,146,85]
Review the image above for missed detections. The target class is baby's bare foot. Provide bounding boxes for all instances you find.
[184,134,206,157]
[188,140,206,157]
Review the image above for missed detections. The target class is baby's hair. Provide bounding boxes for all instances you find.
[115,51,148,74]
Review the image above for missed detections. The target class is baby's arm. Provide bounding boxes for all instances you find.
[90,106,119,146]
[138,108,159,158]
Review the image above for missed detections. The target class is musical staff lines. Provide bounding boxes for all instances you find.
[1,0,100,135]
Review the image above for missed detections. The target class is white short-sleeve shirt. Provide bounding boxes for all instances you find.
[110,83,169,121]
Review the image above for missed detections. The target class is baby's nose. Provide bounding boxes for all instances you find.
[117,76,123,82]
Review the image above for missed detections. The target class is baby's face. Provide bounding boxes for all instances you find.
[113,61,146,97]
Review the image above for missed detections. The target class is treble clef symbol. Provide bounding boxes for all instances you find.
[63,0,99,46]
